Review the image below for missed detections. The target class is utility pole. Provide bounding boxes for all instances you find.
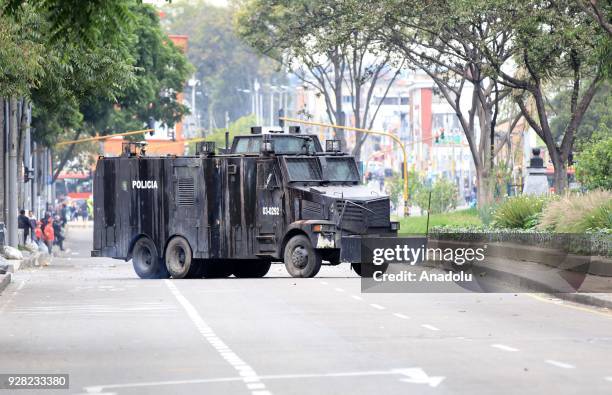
[269,89,274,126]
[0,99,5,225]
[7,97,18,247]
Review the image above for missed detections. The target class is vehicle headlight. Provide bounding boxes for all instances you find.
[390,221,400,231]
[312,224,336,233]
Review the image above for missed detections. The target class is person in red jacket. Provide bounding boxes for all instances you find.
[43,218,55,254]
[34,221,43,244]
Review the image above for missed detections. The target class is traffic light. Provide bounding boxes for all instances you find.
[23,166,34,183]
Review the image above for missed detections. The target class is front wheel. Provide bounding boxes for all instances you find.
[132,237,169,279]
[284,235,321,278]
[165,237,198,279]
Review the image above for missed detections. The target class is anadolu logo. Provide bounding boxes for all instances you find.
[132,180,158,189]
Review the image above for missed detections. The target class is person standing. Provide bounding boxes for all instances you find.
[53,216,65,251]
[28,211,37,242]
[18,210,32,245]
[34,221,43,245]
[43,218,55,254]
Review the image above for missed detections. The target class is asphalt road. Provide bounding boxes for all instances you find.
[1,227,612,395]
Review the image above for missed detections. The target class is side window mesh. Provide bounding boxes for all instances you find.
[177,178,195,206]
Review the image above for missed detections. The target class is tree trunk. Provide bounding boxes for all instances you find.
[17,99,28,209]
[476,167,493,208]
[0,98,4,224]
[551,154,567,194]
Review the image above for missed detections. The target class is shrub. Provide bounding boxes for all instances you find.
[415,178,458,214]
[575,127,612,190]
[492,195,547,229]
[539,190,612,232]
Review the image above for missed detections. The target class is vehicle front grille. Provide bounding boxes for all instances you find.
[335,198,390,233]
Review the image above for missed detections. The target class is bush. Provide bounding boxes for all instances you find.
[415,178,458,214]
[538,190,612,232]
[492,195,547,229]
[575,127,612,190]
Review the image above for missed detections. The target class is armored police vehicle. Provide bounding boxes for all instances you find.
[91,126,398,279]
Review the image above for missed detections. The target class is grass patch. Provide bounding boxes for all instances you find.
[398,208,482,234]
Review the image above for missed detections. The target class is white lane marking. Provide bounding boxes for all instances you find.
[320,281,328,285]
[491,344,519,352]
[334,288,345,292]
[421,324,440,331]
[351,295,363,301]
[17,281,26,291]
[393,313,409,319]
[545,360,575,369]
[165,280,271,395]
[247,383,266,390]
[83,367,445,392]
[370,303,385,310]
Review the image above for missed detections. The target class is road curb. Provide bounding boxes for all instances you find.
[423,260,612,310]
[470,264,612,309]
[0,273,11,294]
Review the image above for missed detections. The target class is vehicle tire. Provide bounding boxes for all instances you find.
[351,262,388,278]
[233,259,272,278]
[284,235,321,278]
[165,236,197,279]
[132,237,169,279]
[201,260,233,278]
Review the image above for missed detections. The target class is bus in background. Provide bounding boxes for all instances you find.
[55,171,93,202]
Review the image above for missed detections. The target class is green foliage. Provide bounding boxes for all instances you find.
[385,171,419,209]
[0,4,45,97]
[539,190,612,232]
[398,208,481,235]
[2,0,146,47]
[492,195,547,229]
[550,83,611,144]
[575,127,612,190]
[164,1,283,128]
[414,178,458,215]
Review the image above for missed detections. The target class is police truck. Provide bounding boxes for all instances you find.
[91,126,398,279]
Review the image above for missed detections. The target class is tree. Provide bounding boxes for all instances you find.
[44,3,192,181]
[236,0,402,160]
[364,0,518,206]
[550,82,611,144]
[470,0,608,193]
[164,1,284,130]
[575,126,612,190]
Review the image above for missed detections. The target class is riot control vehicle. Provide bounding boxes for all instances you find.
[91,126,399,279]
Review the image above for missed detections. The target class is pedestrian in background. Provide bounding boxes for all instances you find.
[18,209,32,245]
[43,218,55,254]
[34,221,43,246]
[53,216,65,251]
[28,211,37,242]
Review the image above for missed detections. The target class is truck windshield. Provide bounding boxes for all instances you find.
[285,157,322,181]
[233,135,320,155]
[324,157,359,182]
[285,157,359,183]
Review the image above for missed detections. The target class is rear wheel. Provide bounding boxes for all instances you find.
[233,259,272,278]
[284,235,321,278]
[165,237,198,279]
[132,237,169,279]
